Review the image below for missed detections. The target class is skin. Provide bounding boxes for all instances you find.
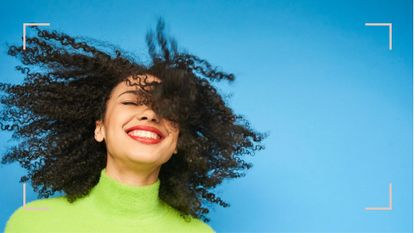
[94,75,179,186]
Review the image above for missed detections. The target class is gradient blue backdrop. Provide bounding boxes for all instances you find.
[0,0,412,232]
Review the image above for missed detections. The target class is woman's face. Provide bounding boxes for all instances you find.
[94,75,179,169]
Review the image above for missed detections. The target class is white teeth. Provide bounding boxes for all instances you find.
[128,130,160,139]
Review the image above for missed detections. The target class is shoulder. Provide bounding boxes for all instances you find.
[4,196,69,233]
[186,217,216,233]
[160,201,216,233]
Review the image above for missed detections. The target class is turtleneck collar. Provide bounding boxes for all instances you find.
[89,168,165,219]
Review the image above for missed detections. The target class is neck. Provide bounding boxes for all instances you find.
[89,168,164,219]
[105,154,161,186]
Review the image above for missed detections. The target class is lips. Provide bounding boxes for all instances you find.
[125,125,165,144]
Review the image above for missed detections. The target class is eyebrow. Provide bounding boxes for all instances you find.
[118,90,140,98]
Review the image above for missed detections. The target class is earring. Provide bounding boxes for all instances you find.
[173,149,178,154]
[94,133,104,142]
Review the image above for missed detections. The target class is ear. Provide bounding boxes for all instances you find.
[94,120,105,142]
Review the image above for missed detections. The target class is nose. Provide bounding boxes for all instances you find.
[138,107,160,123]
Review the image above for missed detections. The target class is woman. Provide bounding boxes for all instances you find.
[1,19,266,232]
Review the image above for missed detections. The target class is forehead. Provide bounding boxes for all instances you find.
[113,74,160,94]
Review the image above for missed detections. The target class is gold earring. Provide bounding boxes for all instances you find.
[173,149,178,154]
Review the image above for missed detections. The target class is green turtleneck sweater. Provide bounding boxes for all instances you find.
[4,168,215,233]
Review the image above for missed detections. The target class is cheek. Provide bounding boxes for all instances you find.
[166,127,179,142]
[163,131,179,151]
[105,109,130,136]
[170,132,180,148]
[163,121,179,135]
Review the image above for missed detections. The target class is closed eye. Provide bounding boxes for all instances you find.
[122,102,139,106]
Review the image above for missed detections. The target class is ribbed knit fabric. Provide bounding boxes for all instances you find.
[4,168,215,233]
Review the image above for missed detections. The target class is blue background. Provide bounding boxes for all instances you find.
[0,0,412,232]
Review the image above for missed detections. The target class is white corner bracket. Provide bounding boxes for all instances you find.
[364,23,392,50]
[22,182,49,211]
[23,23,50,50]
[365,183,393,211]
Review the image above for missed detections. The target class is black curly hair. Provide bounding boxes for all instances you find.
[0,18,266,223]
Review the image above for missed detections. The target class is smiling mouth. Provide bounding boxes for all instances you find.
[127,130,162,144]
[125,125,165,145]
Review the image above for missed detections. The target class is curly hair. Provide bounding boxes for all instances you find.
[0,18,266,223]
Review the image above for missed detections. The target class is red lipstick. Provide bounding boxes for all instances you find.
[125,125,165,144]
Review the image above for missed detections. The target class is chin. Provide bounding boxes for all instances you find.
[125,152,162,164]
